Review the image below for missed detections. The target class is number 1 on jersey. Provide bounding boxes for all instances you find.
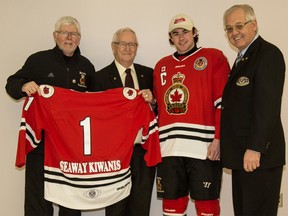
[80,117,92,155]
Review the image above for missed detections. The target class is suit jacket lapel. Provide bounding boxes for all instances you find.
[107,62,124,88]
[228,36,262,83]
[105,62,151,90]
[134,64,146,89]
[228,62,242,82]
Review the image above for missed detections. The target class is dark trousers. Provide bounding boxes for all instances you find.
[232,166,283,216]
[25,144,80,216]
[105,145,156,216]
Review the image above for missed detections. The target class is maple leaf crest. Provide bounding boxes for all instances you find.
[127,89,134,96]
[170,89,182,102]
[43,86,50,95]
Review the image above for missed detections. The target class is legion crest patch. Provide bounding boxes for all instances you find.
[164,72,189,115]
[194,57,207,71]
[236,76,250,86]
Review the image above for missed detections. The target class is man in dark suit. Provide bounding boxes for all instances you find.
[221,4,286,216]
[93,27,156,216]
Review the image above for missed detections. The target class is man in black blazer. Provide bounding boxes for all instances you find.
[221,4,286,216]
[93,27,156,216]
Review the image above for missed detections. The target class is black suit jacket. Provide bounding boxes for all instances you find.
[220,36,286,170]
[93,61,156,215]
[93,61,154,91]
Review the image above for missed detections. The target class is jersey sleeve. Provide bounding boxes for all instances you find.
[212,51,230,139]
[139,103,162,167]
[15,96,43,167]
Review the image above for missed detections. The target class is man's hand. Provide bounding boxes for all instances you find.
[243,149,261,172]
[207,139,220,161]
[22,81,41,96]
[138,89,156,104]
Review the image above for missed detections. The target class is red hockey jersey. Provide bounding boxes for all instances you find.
[16,85,161,210]
[154,48,229,159]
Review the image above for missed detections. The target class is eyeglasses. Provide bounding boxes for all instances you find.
[113,42,138,49]
[225,20,252,33]
[56,31,81,38]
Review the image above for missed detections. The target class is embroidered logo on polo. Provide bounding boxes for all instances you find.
[194,57,207,71]
[48,72,55,78]
[164,72,189,114]
[78,71,87,88]
[236,76,250,86]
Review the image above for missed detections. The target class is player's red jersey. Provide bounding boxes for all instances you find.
[16,85,161,210]
[153,47,229,159]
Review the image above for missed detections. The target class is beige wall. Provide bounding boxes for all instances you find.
[1,0,287,215]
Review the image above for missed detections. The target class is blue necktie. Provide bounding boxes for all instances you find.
[235,52,243,66]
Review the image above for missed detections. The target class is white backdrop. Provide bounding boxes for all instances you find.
[1,0,287,215]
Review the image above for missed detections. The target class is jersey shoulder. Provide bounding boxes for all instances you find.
[199,47,225,56]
